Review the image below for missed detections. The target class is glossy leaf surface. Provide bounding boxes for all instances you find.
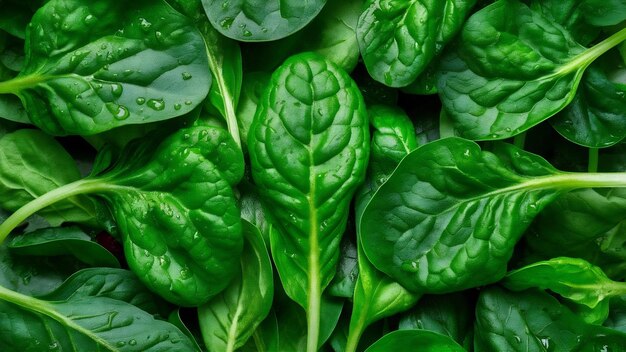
[475,287,626,351]
[357,0,476,87]
[365,330,465,352]
[2,0,210,135]
[361,138,565,293]
[202,0,327,42]
[198,220,273,351]
[8,226,119,268]
[248,52,368,324]
[92,125,244,306]
[0,129,96,226]
[437,0,626,140]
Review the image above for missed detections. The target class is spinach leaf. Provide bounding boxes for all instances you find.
[437,0,626,141]
[0,285,199,351]
[357,0,476,87]
[236,71,270,147]
[551,51,626,148]
[365,330,465,352]
[503,257,626,314]
[248,52,369,350]
[0,125,245,306]
[8,226,120,268]
[198,220,273,351]
[39,267,171,317]
[0,129,97,226]
[361,138,626,294]
[327,235,358,299]
[0,0,211,135]
[398,293,474,349]
[475,287,626,351]
[201,0,327,42]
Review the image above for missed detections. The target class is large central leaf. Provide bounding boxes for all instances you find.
[248,52,368,349]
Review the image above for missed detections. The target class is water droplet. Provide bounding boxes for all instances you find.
[243,29,252,37]
[106,103,130,120]
[192,232,200,240]
[147,99,165,111]
[182,72,192,80]
[83,14,96,25]
[174,103,182,110]
[540,337,551,349]
[220,17,234,29]
[139,18,152,30]
[48,342,59,350]
[110,84,123,97]
[513,335,521,343]
[463,149,470,157]
[491,133,499,139]
[136,97,146,105]
[505,127,512,132]
[261,27,268,33]
[222,1,229,9]
[184,100,192,105]
[155,31,163,42]
[617,91,625,99]
[116,341,126,347]
[129,339,137,346]
[144,249,150,257]
[180,268,190,279]
[103,64,110,71]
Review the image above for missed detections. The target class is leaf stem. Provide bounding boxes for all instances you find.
[557,26,626,76]
[588,148,599,173]
[345,300,370,352]
[0,179,116,244]
[0,74,47,94]
[513,132,527,150]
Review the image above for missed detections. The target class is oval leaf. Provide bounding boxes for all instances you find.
[365,330,465,352]
[361,138,566,293]
[198,220,274,351]
[3,0,211,135]
[202,0,327,42]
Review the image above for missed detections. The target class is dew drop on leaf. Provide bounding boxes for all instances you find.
[181,72,192,80]
[147,99,165,111]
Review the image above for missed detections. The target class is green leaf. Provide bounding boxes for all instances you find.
[398,293,474,349]
[357,0,477,87]
[0,0,211,136]
[248,52,369,349]
[0,125,245,306]
[0,129,97,226]
[39,267,171,317]
[168,309,204,351]
[0,285,199,351]
[365,330,466,352]
[198,220,273,352]
[238,311,279,352]
[201,0,327,42]
[475,287,626,351]
[0,94,29,124]
[327,235,359,299]
[236,72,270,147]
[437,0,626,141]
[0,242,84,296]
[503,257,626,309]
[361,138,573,293]
[368,105,418,176]
[551,52,626,148]
[7,226,120,268]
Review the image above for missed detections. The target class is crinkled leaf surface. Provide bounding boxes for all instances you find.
[198,220,273,351]
[475,287,626,351]
[551,53,626,148]
[357,0,476,87]
[0,129,97,226]
[202,0,327,42]
[248,52,369,312]
[361,138,566,293]
[3,0,210,135]
[90,125,244,306]
[437,0,626,141]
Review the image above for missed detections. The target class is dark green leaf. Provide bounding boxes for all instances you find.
[361,138,567,293]
[475,287,626,351]
[1,0,211,135]
[248,52,369,348]
[365,330,465,352]
[437,0,626,141]
[8,226,119,268]
[327,235,358,299]
[0,129,97,226]
[357,0,476,87]
[202,0,328,41]
[39,267,171,317]
[198,220,273,351]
